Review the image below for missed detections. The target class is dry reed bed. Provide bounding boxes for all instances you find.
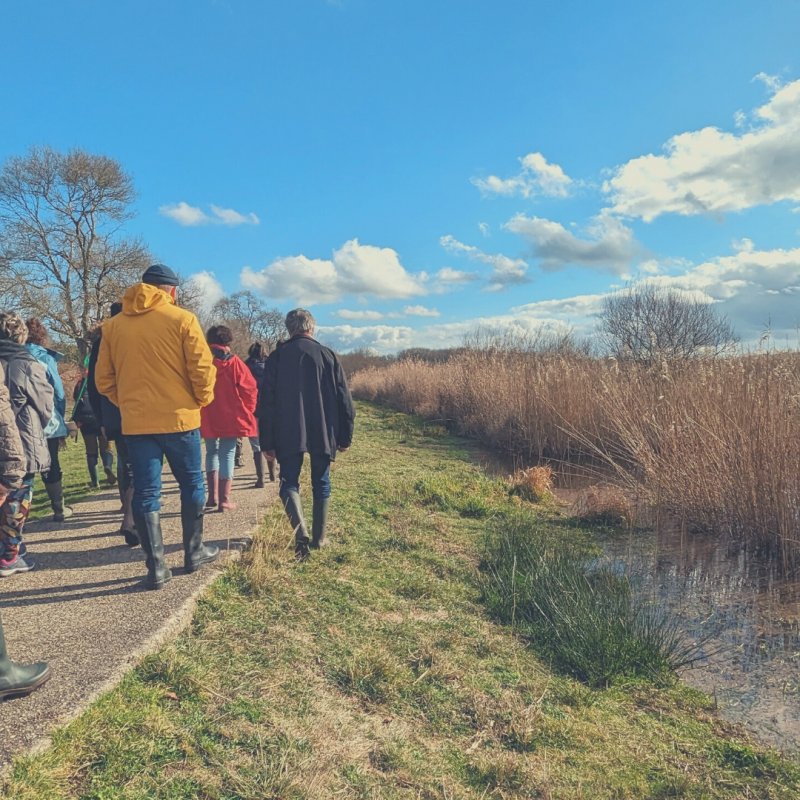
[351,350,800,567]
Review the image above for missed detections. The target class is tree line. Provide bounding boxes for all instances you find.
[0,145,738,368]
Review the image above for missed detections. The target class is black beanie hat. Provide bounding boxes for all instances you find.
[142,263,180,287]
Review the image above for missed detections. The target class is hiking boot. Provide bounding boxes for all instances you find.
[218,478,236,512]
[282,488,310,560]
[45,480,73,522]
[134,512,172,590]
[253,453,265,488]
[205,471,218,510]
[181,502,219,573]
[0,554,34,577]
[0,617,50,700]
[310,497,330,549]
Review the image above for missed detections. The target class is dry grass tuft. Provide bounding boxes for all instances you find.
[508,466,554,504]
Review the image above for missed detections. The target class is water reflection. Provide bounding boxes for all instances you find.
[602,522,800,752]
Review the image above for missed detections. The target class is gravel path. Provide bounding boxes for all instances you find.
[0,460,278,765]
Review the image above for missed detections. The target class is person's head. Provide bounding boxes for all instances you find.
[0,312,28,344]
[24,317,49,347]
[207,325,233,347]
[141,263,180,301]
[248,342,266,360]
[285,308,315,338]
[110,301,123,317]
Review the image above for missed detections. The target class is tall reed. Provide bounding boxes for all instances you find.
[351,348,800,567]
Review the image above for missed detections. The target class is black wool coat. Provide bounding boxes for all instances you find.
[258,336,355,460]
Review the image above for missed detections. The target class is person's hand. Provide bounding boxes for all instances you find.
[0,485,9,506]
[265,449,276,460]
[58,437,68,451]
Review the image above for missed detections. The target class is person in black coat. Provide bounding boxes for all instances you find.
[258,309,355,559]
[244,342,275,486]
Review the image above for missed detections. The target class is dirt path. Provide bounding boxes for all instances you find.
[0,460,278,765]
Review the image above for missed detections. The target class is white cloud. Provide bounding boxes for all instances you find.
[336,309,385,320]
[435,267,480,285]
[159,202,210,226]
[241,239,426,305]
[504,212,639,274]
[404,305,441,317]
[317,324,415,353]
[605,78,800,221]
[472,151,573,199]
[440,234,529,290]
[478,222,490,237]
[183,270,224,316]
[159,201,260,226]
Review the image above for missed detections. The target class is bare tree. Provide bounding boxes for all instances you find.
[0,146,150,358]
[598,284,738,364]
[210,290,285,355]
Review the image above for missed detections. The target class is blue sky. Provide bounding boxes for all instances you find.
[3,0,800,351]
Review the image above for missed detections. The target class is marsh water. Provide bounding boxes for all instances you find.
[596,515,800,752]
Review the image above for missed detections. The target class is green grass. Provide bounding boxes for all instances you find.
[29,434,115,521]
[3,402,798,799]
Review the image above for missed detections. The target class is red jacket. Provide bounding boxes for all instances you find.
[200,348,258,438]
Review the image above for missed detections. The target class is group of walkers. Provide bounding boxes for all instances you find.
[0,262,355,700]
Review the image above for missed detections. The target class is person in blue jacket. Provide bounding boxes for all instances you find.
[24,318,75,522]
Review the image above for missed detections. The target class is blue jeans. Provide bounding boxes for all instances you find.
[204,437,237,479]
[126,429,205,514]
[278,453,331,501]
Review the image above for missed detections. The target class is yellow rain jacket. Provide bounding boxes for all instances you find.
[95,283,216,435]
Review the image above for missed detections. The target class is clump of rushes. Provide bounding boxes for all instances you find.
[481,514,700,687]
[507,465,554,504]
[574,484,633,526]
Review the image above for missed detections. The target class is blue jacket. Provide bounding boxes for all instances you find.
[25,343,68,439]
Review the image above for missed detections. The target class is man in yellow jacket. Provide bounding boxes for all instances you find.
[96,264,219,590]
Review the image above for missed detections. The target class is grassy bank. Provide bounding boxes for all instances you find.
[3,402,798,799]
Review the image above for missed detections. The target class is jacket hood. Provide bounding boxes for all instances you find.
[0,338,35,363]
[122,283,176,316]
[25,343,64,363]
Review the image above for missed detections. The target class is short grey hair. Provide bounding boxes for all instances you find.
[0,312,28,344]
[285,308,315,337]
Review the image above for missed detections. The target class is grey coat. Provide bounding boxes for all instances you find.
[0,363,26,490]
[0,339,53,474]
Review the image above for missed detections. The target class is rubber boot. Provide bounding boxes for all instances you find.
[311,497,330,549]
[134,511,172,590]
[218,478,236,511]
[267,457,276,482]
[253,453,265,488]
[102,450,117,487]
[120,487,138,547]
[0,615,50,700]
[45,480,74,522]
[282,489,310,560]
[87,455,99,488]
[181,502,219,573]
[205,471,218,510]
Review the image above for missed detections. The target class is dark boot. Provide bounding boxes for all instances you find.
[253,453,265,488]
[102,450,117,487]
[134,511,172,590]
[205,471,218,510]
[282,489,310,560]
[267,457,276,482]
[181,502,219,573]
[45,480,74,522]
[86,455,99,488]
[0,616,50,700]
[311,497,330,549]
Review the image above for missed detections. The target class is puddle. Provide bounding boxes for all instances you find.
[601,523,800,752]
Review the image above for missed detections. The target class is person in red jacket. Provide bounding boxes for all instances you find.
[201,326,258,511]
